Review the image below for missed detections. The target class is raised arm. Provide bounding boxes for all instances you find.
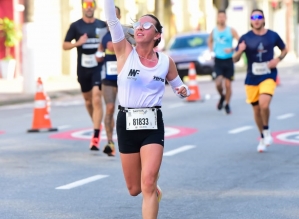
[104,0,132,59]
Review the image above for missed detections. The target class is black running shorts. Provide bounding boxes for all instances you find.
[116,109,165,154]
[77,67,102,93]
[214,57,234,81]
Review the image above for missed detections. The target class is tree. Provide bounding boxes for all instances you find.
[0,17,22,59]
[213,0,229,10]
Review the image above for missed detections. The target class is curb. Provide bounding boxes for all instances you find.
[0,89,81,106]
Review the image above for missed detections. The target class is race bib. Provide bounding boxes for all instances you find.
[126,108,157,130]
[106,61,118,75]
[252,62,270,75]
[81,54,97,68]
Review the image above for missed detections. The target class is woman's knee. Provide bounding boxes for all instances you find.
[127,185,141,196]
[141,174,157,194]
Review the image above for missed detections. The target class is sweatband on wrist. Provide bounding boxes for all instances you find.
[167,75,190,99]
[104,0,125,43]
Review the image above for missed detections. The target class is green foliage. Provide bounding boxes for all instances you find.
[0,17,22,58]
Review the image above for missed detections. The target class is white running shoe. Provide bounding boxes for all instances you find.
[257,139,267,153]
[263,130,273,146]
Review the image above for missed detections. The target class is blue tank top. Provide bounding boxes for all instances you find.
[213,26,233,59]
[102,31,117,81]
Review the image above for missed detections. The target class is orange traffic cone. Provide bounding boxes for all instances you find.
[186,62,201,102]
[276,75,281,86]
[27,77,58,132]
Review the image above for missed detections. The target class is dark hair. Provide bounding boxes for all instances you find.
[250,9,265,27]
[251,9,264,16]
[218,10,226,15]
[142,14,163,47]
[115,6,121,16]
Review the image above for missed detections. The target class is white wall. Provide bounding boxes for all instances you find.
[33,0,62,79]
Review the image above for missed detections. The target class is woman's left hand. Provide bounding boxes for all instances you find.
[176,86,188,97]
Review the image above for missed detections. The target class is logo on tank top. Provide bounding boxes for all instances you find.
[256,42,267,62]
[153,76,165,83]
[217,35,227,44]
[127,69,140,80]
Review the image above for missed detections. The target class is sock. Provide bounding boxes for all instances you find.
[263,126,269,130]
[93,129,100,138]
[261,133,264,138]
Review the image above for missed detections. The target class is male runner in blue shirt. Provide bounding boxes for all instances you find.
[234,9,288,152]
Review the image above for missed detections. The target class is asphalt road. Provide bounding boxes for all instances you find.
[0,66,298,219]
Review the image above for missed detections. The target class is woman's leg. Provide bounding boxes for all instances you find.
[140,144,164,219]
[120,153,142,196]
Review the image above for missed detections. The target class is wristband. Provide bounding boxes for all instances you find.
[95,51,105,58]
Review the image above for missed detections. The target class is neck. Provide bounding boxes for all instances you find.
[136,46,157,62]
[83,16,95,23]
[252,27,266,35]
[136,46,155,58]
[217,24,226,29]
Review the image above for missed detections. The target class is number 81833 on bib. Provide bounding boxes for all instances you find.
[126,108,157,130]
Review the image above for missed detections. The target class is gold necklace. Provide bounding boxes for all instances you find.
[138,52,157,62]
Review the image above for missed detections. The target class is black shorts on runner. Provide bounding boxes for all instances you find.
[214,57,234,81]
[116,108,165,154]
[77,68,102,93]
[102,78,117,87]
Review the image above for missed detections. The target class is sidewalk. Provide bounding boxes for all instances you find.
[0,60,298,106]
[0,75,81,106]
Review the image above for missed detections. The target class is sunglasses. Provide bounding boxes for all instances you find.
[82,2,95,9]
[133,22,158,32]
[251,14,264,20]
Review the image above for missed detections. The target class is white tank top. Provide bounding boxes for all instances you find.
[118,48,169,108]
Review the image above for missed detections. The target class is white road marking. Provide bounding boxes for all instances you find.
[163,145,196,156]
[57,125,71,130]
[53,100,84,107]
[167,102,185,109]
[0,104,32,110]
[228,126,253,134]
[55,175,109,190]
[277,113,295,120]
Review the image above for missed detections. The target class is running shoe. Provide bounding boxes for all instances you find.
[90,137,100,151]
[257,139,267,153]
[263,130,273,146]
[156,185,162,203]
[224,104,231,114]
[103,141,115,156]
[217,95,225,110]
